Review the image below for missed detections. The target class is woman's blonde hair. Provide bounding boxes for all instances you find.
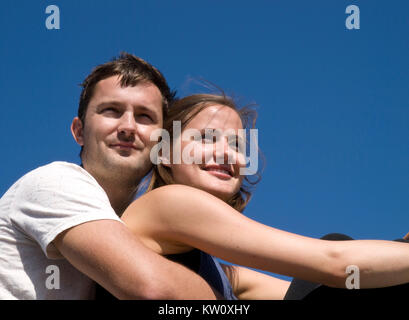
[146,93,261,212]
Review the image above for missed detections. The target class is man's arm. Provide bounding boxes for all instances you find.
[54,219,220,299]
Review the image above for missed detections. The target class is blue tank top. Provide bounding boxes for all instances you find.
[167,249,237,300]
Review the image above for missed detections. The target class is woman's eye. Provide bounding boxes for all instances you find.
[230,138,246,153]
[229,140,239,150]
[202,135,216,143]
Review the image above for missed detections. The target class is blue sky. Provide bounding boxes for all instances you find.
[1,1,408,281]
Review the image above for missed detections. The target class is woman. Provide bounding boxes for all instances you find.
[120,93,409,300]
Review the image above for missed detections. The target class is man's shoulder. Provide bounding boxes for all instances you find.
[23,161,93,182]
[7,161,101,199]
[29,161,84,175]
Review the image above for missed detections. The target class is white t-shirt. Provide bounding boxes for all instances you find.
[0,161,123,299]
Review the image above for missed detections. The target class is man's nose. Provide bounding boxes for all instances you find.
[117,112,137,137]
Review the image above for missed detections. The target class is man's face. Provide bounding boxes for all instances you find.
[72,76,163,184]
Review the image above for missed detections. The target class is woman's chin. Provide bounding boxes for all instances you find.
[184,181,238,203]
[203,188,235,203]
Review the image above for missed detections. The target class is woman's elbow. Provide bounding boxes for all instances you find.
[321,246,351,288]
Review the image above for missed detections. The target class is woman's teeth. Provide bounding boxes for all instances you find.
[204,168,231,176]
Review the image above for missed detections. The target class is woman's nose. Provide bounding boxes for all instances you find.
[213,137,230,164]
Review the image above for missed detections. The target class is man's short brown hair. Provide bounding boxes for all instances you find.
[77,52,176,158]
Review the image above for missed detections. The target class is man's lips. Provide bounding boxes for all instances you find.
[110,143,138,150]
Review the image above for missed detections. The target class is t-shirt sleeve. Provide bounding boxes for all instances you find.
[10,163,123,259]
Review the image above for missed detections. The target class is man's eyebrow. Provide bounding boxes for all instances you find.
[134,105,157,114]
[95,101,125,109]
[96,102,155,113]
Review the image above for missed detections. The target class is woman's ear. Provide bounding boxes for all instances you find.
[160,156,171,168]
[71,117,84,146]
[158,146,172,168]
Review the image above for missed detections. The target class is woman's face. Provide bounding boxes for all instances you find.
[168,105,245,201]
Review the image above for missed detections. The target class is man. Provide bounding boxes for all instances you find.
[0,52,219,299]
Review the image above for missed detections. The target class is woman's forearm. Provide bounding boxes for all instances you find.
[123,185,409,289]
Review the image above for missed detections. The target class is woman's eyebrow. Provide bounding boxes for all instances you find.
[199,128,221,135]
[199,128,243,141]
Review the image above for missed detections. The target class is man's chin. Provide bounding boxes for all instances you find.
[111,159,152,177]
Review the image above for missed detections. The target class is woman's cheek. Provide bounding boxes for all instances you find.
[226,148,246,168]
[180,140,201,164]
[201,144,215,164]
[237,154,246,169]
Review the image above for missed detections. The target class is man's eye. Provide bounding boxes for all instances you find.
[136,114,154,122]
[102,107,118,114]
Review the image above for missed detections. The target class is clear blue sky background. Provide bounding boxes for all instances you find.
[1,1,408,281]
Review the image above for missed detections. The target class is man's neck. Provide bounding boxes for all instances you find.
[83,164,139,216]
[101,180,138,216]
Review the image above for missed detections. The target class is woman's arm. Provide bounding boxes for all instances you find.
[221,264,290,300]
[122,184,409,289]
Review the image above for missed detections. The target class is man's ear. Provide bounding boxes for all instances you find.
[71,117,84,146]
